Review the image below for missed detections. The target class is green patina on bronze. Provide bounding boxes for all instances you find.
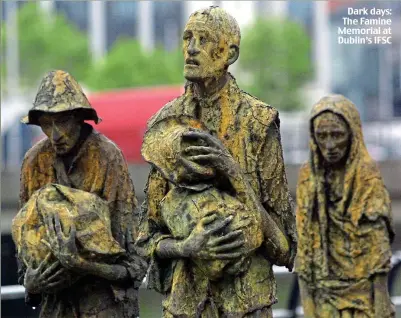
[21,70,101,125]
[136,6,296,318]
[12,184,125,289]
[142,116,264,283]
[295,95,395,318]
[13,70,147,318]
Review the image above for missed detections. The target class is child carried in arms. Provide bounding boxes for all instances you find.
[141,116,264,281]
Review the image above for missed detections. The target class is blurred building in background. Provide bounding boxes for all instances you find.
[2,0,401,171]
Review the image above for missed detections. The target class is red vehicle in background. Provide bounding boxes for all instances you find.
[88,85,184,164]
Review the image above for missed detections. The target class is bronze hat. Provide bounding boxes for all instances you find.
[21,70,101,125]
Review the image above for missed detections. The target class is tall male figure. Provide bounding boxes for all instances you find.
[137,6,297,317]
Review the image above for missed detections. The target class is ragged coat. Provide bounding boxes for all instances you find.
[136,74,296,317]
[17,124,142,318]
[295,95,395,318]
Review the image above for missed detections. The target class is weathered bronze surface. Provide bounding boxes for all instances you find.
[136,6,296,317]
[295,95,395,318]
[12,70,147,318]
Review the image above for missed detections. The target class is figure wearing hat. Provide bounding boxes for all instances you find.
[14,70,147,318]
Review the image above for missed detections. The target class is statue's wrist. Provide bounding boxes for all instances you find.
[177,239,190,258]
[156,238,189,259]
[24,277,40,294]
[225,160,241,178]
[66,255,88,272]
[25,284,40,294]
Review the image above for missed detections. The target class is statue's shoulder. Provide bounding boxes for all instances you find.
[358,155,383,181]
[86,130,126,161]
[239,89,279,129]
[298,162,312,183]
[146,94,186,129]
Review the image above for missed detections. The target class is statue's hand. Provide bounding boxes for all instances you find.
[24,253,70,294]
[182,131,240,177]
[124,228,148,283]
[44,213,83,270]
[181,213,245,260]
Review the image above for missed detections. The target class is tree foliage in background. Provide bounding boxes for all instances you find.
[1,3,91,94]
[238,18,313,112]
[2,3,312,102]
[85,38,183,91]
[1,2,184,95]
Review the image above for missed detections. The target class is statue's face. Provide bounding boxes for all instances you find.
[313,112,350,164]
[182,17,229,82]
[38,112,82,155]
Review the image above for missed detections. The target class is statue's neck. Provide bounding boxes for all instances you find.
[192,72,229,99]
[323,160,347,179]
[59,123,91,170]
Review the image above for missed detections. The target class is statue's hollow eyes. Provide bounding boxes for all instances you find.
[200,36,206,45]
[39,117,71,128]
[183,32,192,41]
[316,131,346,141]
[332,131,346,139]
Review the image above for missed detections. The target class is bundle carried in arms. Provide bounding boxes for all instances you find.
[12,184,125,277]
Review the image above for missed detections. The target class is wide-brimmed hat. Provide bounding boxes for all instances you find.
[21,70,101,125]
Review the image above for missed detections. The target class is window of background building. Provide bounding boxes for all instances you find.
[55,0,88,32]
[254,1,265,15]
[153,1,184,51]
[330,10,370,120]
[393,46,401,116]
[106,1,138,50]
[287,2,315,64]
[1,1,27,83]
[288,1,314,35]
[391,2,401,116]
[330,1,399,121]
[361,46,380,120]
[2,1,27,21]
[1,1,6,20]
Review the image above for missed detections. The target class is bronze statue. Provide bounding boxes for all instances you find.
[136,6,296,317]
[295,95,395,318]
[12,70,147,318]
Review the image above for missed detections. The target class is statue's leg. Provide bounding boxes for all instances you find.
[315,301,340,318]
[323,307,385,318]
[243,307,272,317]
[162,303,219,318]
[372,274,395,318]
[298,278,316,318]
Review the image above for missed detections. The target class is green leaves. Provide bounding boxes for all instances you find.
[1,2,183,94]
[85,38,184,91]
[2,3,311,103]
[238,18,313,111]
[1,3,91,93]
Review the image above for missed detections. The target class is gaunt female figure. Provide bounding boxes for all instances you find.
[295,95,395,318]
